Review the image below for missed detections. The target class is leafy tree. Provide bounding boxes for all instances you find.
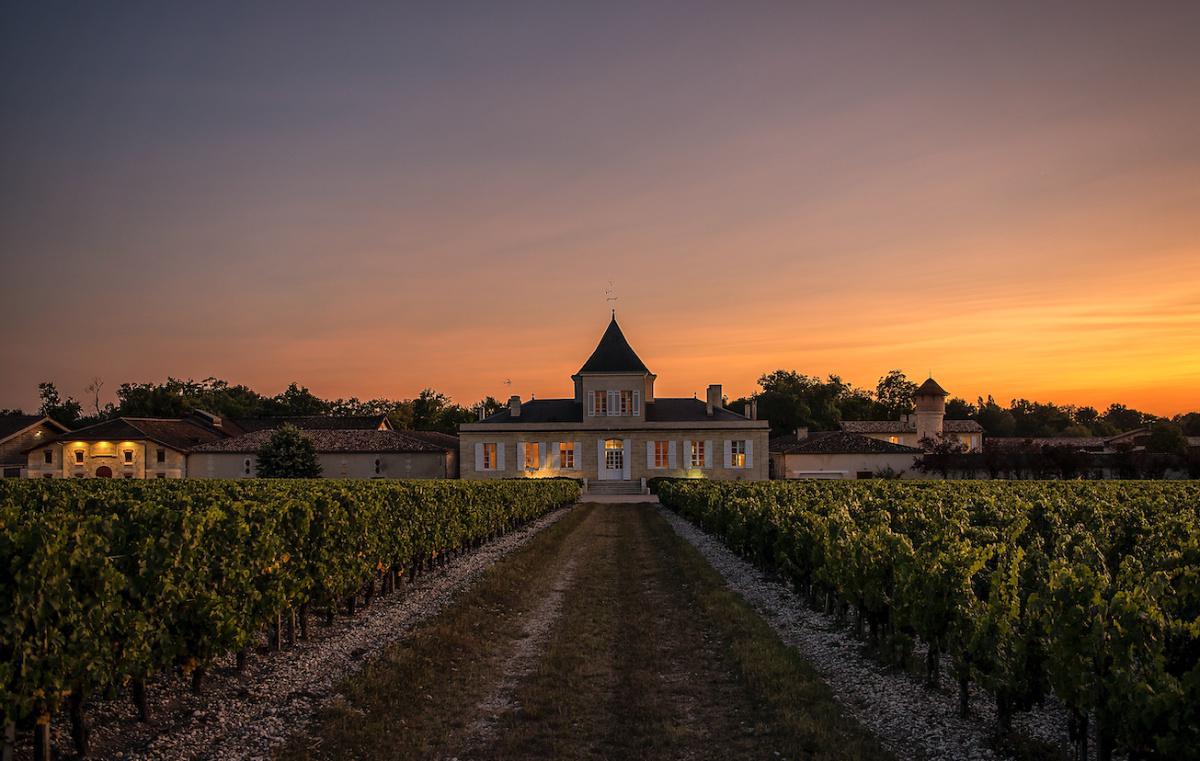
[38,382,82,428]
[1101,403,1158,432]
[975,396,1016,437]
[945,397,976,419]
[255,425,322,478]
[875,370,917,419]
[1173,412,1200,436]
[1146,422,1188,456]
[264,383,330,417]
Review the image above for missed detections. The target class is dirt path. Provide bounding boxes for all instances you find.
[281,503,887,761]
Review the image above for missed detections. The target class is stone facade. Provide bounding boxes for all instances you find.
[1,417,67,478]
[459,316,769,489]
[191,451,454,479]
[25,439,189,479]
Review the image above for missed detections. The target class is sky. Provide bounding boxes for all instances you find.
[2,1,1198,415]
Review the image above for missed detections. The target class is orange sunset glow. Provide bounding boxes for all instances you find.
[2,3,1198,415]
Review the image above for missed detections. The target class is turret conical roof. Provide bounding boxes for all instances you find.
[577,316,650,374]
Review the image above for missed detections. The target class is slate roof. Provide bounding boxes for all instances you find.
[232,415,391,432]
[644,398,750,422]
[770,431,922,455]
[190,429,450,454]
[481,399,583,424]
[477,397,752,425]
[577,317,651,374]
[840,419,984,434]
[33,417,227,452]
[914,377,949,397]
[0,414,66,442]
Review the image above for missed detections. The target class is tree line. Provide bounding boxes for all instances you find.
[729,369,1199,439]
[4,370,1198,440]
[4,378,505,435]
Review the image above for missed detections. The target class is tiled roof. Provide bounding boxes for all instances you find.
[33,417,226,452]
[0,414,65,442]
[985,437,1109,450]
[477,397,751,424]
[577,317,650,374]
[402,430,460,449]
[233,415,391,432]
[190,429,449,454]
[914,377,949,397]
[771,431,922,455]
[840,419,984,434]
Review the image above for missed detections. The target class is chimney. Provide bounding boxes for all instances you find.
[477,405,486,421]
[795,427,808,440]
[509,395,522,418]
[706,384,722,416]
[749,399,758,420]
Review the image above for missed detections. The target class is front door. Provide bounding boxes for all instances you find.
[600,438,624,480]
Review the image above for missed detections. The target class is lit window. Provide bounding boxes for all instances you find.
[74,450,84,464]
[592,390,607,416]
[482,442,497,470]
[731,440,747,468]
[123,450,133,464]
[524,443,539,470]
[559,442,575,469]
[619,390,633,415]
[43,450,53,464]
[156,448,166,463]
[888,436,899,445]
[605,439,624,470]
[654,441,670,468]
[690,440,705,468]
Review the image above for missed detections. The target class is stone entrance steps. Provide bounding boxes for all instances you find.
[586,480,645,496]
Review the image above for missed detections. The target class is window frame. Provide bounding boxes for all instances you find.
[559,441,575,469]
[523,442,539,470]
[730,440,747,468]
[654,440,670,469]
[592,390,608,416]
[43,449,53,464]
[690,440,705,468]
[482,442,498,470]
[74,449,85,464]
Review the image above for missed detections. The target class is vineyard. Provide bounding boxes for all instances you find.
[657,479,1200,761]
[0,478,579,758]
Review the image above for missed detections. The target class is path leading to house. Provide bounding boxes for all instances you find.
[279,503,889,761]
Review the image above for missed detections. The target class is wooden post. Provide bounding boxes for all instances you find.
[68,691,89,756]
[2,719,16,761]
[32,717,50,761]
[133,677,151,721]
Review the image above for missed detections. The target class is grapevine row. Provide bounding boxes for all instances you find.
[657,479,1200,761]
[0,477,579,756]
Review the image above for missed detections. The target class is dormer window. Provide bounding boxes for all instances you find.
[591,390,607,416]
[619,390,633,415]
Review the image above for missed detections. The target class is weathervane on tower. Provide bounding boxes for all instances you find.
[605,281,618,318]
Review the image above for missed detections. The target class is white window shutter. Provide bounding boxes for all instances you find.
[724,440,732,469]
[746,439,753,468]
[518,442,526,469]
[587,393,594,416]
[597,439,605,472]
[622,439,631,479]
[551,442,559,469]
[646,442,655,469]
[574,440,582,469]
[608,390,617,416]
[668,440,677,468]
[474,442,483,471]
[633,390,640,416]
[704,440,713,468]
[497,442,505,470]
[541,442,548,469]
